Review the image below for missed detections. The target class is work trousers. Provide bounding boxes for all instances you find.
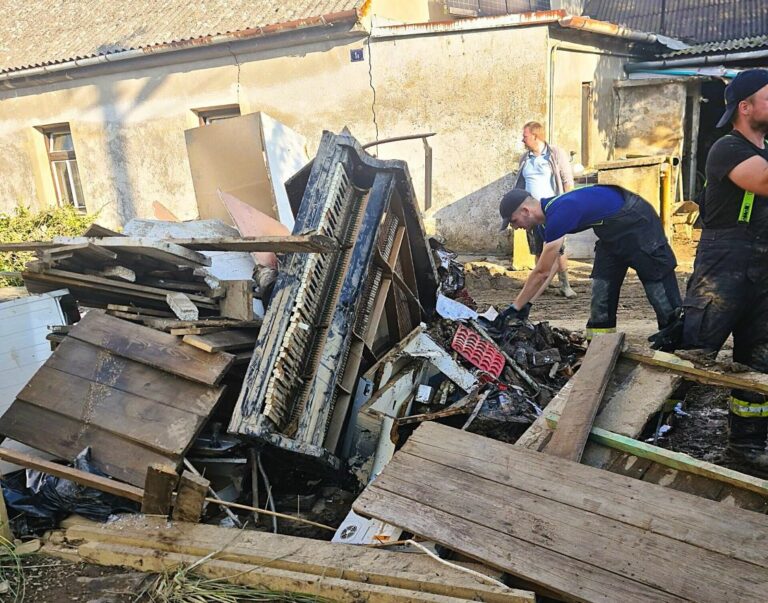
[586,193,681,339]
[682,229,768,445]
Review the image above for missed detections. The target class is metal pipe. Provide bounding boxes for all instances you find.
[0,10,362,90]
[558,15,659,43]
[626,48,768,73]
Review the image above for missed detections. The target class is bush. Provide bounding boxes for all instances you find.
[0,205,97,287]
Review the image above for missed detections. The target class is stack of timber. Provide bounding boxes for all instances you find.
[354,422,768,603]
[46,515,534,603]
[2,230,336,321]
[0,311,231,486]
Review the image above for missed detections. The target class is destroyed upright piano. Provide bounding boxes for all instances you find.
[229,130,438,467]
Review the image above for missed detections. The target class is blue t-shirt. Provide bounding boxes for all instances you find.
[540,185,624,243]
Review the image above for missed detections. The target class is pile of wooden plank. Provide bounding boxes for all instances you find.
[44,515,535,603]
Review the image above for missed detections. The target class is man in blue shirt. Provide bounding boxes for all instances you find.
[497,185,681,339]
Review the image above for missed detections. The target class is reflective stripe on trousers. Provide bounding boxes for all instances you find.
[730,396,768,418]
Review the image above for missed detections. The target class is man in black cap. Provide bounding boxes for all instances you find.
[497,185,681,340]
[677,68,768,470]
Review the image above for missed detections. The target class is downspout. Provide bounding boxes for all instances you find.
[626,48,768,72]
[547,40,635,147]
[0,10,362,90]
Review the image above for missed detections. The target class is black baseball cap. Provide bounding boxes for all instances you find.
[717,69,768,128]
[499,189,531,231]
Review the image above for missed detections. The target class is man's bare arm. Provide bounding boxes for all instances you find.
[729,155,768,196]
[513,238,563,309]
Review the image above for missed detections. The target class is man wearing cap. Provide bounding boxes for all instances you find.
[496,185,681,340]
[677,69,768,469]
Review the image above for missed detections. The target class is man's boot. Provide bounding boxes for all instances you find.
[728,409,768,472]
[558,271,577,298]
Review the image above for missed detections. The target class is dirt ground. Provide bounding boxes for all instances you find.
[460,236,700,351]
[1,557,148,603]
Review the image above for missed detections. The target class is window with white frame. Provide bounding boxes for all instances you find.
[41,125,86,211]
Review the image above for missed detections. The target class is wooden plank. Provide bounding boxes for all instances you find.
[544,333,624,462]
[51,234,337,253]
[141,464,179,515]
[166,292,199,320]
[52,236,211,267]
[182,330,257,353]
[45,338,223,416]
[67,312,234,386]
[138,317,261,332]
[545,416,768,499]
[97,265,136,282]
[171,471,209,522]
[66,516,534,602]
[0,400,174,486]
[0,447,143,503]
[219,280,254,321]
[355,429,768,602]
[169,326,227,336]
[106,304,174,317]
[16,366,201,457]
[399,425,768,568]
[76,542,503,603]
[623,351,768,396]
[22,271,219,310]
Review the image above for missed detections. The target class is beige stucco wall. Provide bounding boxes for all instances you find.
[0,19,633,255]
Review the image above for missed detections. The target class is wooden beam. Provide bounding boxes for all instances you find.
[65,516,533,602]
[172,471,209,522]
[141,464,179,516]
[182,330,257,353]
[76,542,509,603]
[0,448,143,503]
[545,333,624,462]
[623,351,768,396]
[545,414,768,498]
[2,234,338,254]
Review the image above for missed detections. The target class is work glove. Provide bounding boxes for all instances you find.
[648,308,684,352]
[491,302,532,329]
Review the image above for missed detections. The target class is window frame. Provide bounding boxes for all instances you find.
[38,123,86,211]
[194,105,241,126]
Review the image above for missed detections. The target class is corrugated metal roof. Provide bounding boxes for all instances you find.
[583,0,768,44]
[0,0,363,74]
[662,34,768,57]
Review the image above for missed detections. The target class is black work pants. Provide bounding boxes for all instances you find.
[586,194,681,338]
[682,229,768,440]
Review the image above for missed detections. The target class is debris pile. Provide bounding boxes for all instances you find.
[2,125,767,603]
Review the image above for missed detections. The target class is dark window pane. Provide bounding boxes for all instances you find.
[52,159,85,210]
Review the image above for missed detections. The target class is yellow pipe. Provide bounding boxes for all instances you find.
[660,162,672,237]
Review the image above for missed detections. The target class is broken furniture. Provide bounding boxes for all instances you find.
[230,130,439,467]
[354,422,768,603]
[0,311,231,486]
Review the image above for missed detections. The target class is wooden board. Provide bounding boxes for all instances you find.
[0,400,172,486]
[75,543,502,603]
[51,236,211,267]
[15,366,201,457]
[544,333,624,462]
[354,422,768,603]
[64,516,533,602]
[0,447,143,502]
[45,338,222,415]
[68,312,234,386]
[141,464,178,515]
[182,330,257,353]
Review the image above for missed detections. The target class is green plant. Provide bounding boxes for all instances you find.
[0,205,97,287]
[0,535,25,603]
[141,567,331,603]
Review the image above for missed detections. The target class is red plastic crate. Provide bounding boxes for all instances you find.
[451,324,505,378]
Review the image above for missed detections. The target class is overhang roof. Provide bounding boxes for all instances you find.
[0,0,364,74]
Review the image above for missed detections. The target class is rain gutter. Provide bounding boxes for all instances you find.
[626,48,768,72]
